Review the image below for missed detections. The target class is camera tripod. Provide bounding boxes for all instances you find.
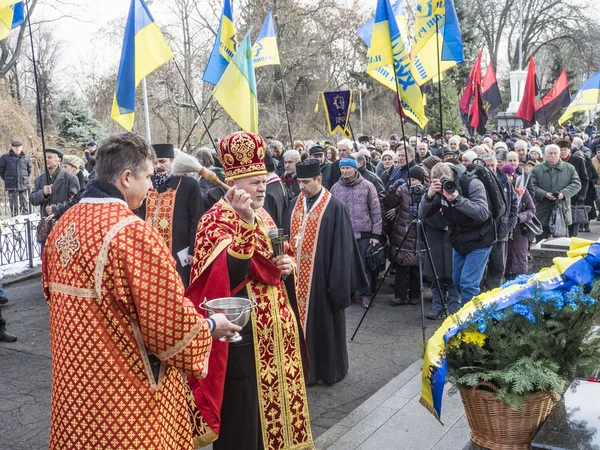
[351,215,449,344]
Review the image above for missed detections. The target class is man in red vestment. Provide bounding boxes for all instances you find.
[186,131,314,450]
[43,132,240,450]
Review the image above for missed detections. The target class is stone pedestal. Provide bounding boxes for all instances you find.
[506,70,527,113]
[530,237,572,273]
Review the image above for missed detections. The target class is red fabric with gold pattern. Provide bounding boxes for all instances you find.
[187,199,314,450]
[42,198,213,450]
[288,190,332,331]
[216,131,267,180]
[144,180,181,251]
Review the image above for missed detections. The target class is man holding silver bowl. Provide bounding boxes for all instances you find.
[186,131,314,450]
[42,132,241,450]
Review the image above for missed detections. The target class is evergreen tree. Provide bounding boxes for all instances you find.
[57,95,103,148]
[425,77,463,135]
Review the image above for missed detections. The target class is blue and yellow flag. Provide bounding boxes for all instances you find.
[203,0,236,86]
[367,0,428,129]
[252,11,280,68]
[410,0,464,86]
[213,30,258,133]
[0,1,23,41]
[111,0,174,131]
[356,0,409,49]
[558,70,600,125]
[420,237,600,422]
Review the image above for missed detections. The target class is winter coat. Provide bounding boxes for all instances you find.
[0,149,32,191]
[531,160,581,226]
[496,169,518,242]
[30,167,80,218]
[592,156,600,185]
[562,154,589,202]
[320,161,332,190]
[506,188,536,276]
[359,165,385,206]
[384,183,419,266]
[331,172,382,239]
[582,156,598,206]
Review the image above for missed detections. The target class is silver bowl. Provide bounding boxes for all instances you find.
[201,297,257,342]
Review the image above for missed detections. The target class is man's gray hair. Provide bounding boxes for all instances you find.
[572,137,583,148]
[337,138,353,149]
[355,153,367,166]
[545,144,560,153]
[269,140,283,150]
[480,153,497,162]
[514,139,528,151]
[284,150,301,162]
[398,144,415,158]
[96,132,155,183]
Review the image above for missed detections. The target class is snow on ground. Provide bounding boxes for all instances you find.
[0,258,41,279]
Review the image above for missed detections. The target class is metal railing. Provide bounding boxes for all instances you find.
[0,190,32,220]
[0,218,41,268]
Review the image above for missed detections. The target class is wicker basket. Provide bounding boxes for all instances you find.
[459,381,558,450]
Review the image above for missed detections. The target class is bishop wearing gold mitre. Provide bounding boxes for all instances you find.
[185,131,314,450]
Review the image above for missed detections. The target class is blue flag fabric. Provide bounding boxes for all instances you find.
[321,90,353,138]
[202,0,236,86]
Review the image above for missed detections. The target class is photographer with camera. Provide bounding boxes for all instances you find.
[420,162,493,310]
[384,166,427,305]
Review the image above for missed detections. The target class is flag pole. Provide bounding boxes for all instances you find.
[434,19,444,136]
[142,78,152,144]
[24,0,49,185]
[272,10,293,147]
[173,59,217,151]
[277,66,294,148]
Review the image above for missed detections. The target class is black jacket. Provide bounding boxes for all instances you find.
[0,149,32,191]
[564,155,589,202]
[495,169,518,241]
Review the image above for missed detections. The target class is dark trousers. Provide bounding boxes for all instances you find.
[394,264,419,299]
[483,240,508,290]
[568,223,579,237]
[539,226,551,240]
[7,189,30,216]
[356,238,372,299]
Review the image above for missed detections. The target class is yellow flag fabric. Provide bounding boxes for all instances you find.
[367,0,428,128]
[558,70,600,125]
[213,31,258,133]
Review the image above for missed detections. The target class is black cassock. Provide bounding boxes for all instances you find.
[137,175,204,287]
[284,191,367,385]
[264,178,288,229]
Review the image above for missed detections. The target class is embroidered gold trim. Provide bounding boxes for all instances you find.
[94,215,141,299]
[48,282,98,299]
[130,318,160,391]
[227,247,254,260]
[157,318,208,361]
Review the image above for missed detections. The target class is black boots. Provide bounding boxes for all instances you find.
[0,307,17,342]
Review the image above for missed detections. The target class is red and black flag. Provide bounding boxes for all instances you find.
[459,50,487,135]
[516,55,540,128]
[481,61,502,112]
[535,69,570,126]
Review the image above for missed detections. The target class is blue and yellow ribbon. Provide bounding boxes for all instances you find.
[420,237,599,422]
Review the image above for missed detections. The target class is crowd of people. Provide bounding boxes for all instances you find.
[0,121,599,449]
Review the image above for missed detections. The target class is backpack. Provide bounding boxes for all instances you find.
[459,163,507,220]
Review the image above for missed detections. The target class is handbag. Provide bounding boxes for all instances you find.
[572,204,592,225]
[520,216,543,238]
[549,201,568,237]
[36,214,57,243]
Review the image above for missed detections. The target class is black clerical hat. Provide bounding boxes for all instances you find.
[152,144,175,159]
[296,159,321,178]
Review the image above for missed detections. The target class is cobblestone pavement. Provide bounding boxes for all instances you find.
[0,272,435,449]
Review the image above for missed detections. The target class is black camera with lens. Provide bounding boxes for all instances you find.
[440,177,456,194]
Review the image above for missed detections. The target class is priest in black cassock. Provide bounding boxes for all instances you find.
[284,159,367,385]
[263,151,288,228]
[137,144,204,287]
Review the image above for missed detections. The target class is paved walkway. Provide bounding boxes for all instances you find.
[315,359,472,450]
